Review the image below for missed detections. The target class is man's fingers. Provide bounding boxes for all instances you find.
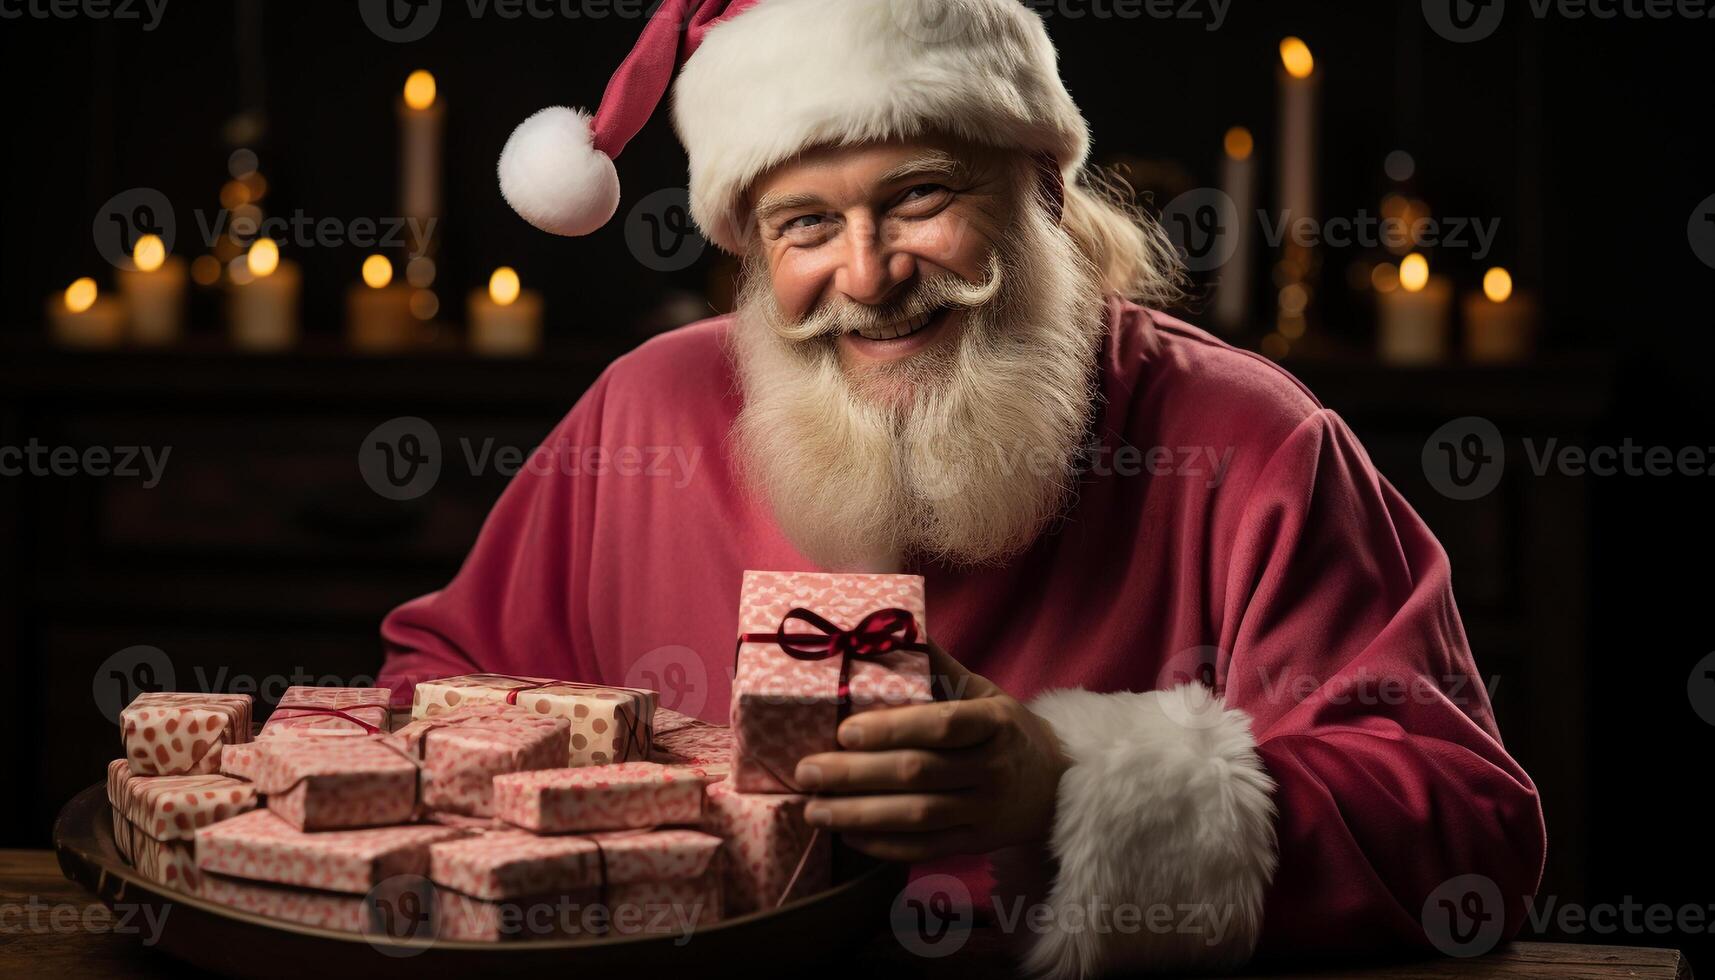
[926,640,996,701]
[794,748,984,794]
[805,792,973,833]
[837,698,1005,751]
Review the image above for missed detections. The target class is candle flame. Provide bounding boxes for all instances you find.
[1280,37,1315,80]
[247,238,280,278]
[1400,253,1430,293]
[65,278,98,313]
[489,267,521,307]
[362,254,394,289]
[1223,126,1254,161]
[404,70,438,111]
[133,234,167,273]
[1483,267,1514,304]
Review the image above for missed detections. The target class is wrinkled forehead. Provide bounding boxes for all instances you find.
[744,135,1019,224]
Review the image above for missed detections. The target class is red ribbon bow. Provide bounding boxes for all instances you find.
[749,607,928,661]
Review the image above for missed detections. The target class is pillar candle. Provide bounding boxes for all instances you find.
[1211,127,1256,333]
[1463,268,1539,363]
[1379,255,1453,365]
[1276,38,1320,240]
[48,278,126,349]
[399,70,443,259]
[116,235,187,346]
[468,267,543,357]
[346,255,418,352]
[228,240,300,352]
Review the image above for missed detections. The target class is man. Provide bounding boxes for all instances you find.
[378,1,1545,975]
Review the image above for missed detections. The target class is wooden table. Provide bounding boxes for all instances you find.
[0,849,1688,979]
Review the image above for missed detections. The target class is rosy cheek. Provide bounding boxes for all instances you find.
[769,248,838,320]
[891,213,990,276]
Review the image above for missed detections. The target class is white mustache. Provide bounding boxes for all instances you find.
[773,252,1006,344]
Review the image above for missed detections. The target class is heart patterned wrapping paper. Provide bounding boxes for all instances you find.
[429,828,723,941]
[258,685,391,738]
[251,736,420,831]
[120,692,252,776]
[411,673,655,767]
[649,708,733,780]
[388,702,571,817]
[704,776,831,913]
[492,761,706,833]
[195,808,467,894]
[106,757,258,841]
[731,571,933,792]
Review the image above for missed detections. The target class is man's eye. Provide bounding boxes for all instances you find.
[784,214,825,231]
[904,184,948,199]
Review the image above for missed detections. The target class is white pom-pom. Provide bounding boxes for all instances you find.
[498,106,621,237]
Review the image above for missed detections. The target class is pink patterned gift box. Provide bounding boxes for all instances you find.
[196,808,466,894]
[111,808,202,893]
[252,736,419,830]
[120,692,252,776]
[704,777,830,913]
[201,872,436,938]
[106,758,257,841]
[430,828,723,941]
[388,702,570,817]
[259,685,391,738]
[411,673,655,767]
[493,762,705,833]
[650,708,733,780]
[731,571,933,792]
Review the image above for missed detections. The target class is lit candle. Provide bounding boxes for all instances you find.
[227,238,301,351]
[1277,38,1320,240]
[48,277,126,349]
[1211,126,1256,333]
[1463,267,1539,363]
[399,70,443,259]
[468,267,543,357]
[1378,253,1453,365]
[116,234,188,345]
[346,253,418,352]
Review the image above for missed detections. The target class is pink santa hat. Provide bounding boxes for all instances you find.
[497,0,1091,253]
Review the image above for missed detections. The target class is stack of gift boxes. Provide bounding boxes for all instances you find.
[103,571,932,942]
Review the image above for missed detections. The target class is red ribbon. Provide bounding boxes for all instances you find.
[265,707,385,735]
[453,674,651,762]
[739,607,927,709]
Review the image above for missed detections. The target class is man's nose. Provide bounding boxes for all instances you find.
[834,214,915,306]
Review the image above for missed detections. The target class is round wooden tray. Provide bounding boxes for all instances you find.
[56,783,906,978]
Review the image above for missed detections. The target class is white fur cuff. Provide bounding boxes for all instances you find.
[993,685,1278,978]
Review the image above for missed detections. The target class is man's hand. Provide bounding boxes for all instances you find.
[792,643,1069,862]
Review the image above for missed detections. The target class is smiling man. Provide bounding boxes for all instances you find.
[377,1,1545,976]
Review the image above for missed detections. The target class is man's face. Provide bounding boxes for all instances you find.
[747,136,1015,394]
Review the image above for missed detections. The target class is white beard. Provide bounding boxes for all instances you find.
[729,188,1107,571]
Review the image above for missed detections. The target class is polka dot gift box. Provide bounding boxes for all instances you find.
[119,692,252,776]
[257,684,391,738]
[410,673,656,767]
[492,760,707,834]
[388,702,571,817]
[731,571,934,793]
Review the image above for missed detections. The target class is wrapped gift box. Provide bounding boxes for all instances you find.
[196,809,466,894]
[201,871,436,938]
[704,777,830,913]
[121,692,252,776]
[259,685,391,738]
[111,808,202,892]
[252,736,420,830]
[649,708,733,781]
[493,762,706,834]
[106,758,257,841]
[732,571,933,792]
[411,674,655,767]
[430,828,722,941]
[389,703,570,817]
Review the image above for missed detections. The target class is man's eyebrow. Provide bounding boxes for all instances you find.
[874,151,966,186]
[753,191,827,225]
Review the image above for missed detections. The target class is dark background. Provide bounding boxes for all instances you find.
[2,0,1712,972]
